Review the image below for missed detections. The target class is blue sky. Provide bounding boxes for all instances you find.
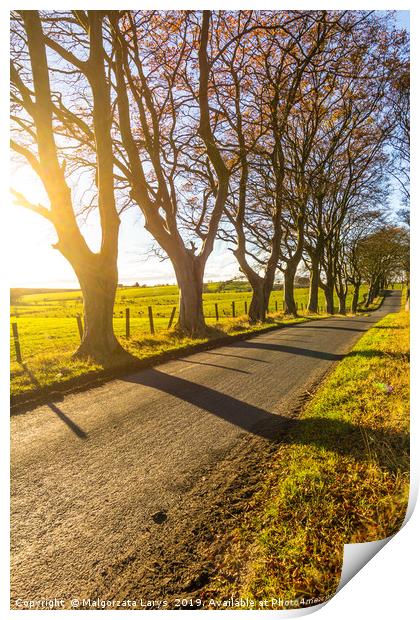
[396,10,409,30]
[9,10,410,289]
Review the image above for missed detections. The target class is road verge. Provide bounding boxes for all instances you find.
[199,308,409,608]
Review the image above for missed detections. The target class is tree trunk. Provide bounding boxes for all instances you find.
[320,266,335,314]
[335,276,347,315]
[405,285,410,311]
[307,256,320,312]
[351,282,361,313]
[338,293,347,315]
[324,287,334,314]
[175,256,206,336]
[367,277,380,306]
[284,265,297,316]
[249,279,271,323]
[74,262,128,363]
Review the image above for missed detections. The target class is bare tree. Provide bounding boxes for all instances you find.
[387,28,410,213]
[217,11,337,321]
[10,10,130,363]
[358,227,409,304]
[110,10,230,335]
[302,12,398,314]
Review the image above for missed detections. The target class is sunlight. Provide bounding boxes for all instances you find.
[8,202,77,288]
[9,165,105,288]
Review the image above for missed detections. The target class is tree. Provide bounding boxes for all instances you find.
[358,227,409,305]
[387,27,410,212]
[110,10,230,336]
[10,10,129,363]
[217,11,339,321]
[344,209,384,313]
[302,11,404,315]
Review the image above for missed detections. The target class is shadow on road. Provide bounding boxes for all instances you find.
[232,341,344,361]
[22,364,88,439]
[298,325,366,333]
[123,368,407,470]
[206,351,271,363]
[177,358,251,374]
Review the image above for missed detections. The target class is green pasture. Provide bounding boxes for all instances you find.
[10,283,376,364]
[11,283,371,320]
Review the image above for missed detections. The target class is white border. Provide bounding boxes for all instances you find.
[1,3,418,619]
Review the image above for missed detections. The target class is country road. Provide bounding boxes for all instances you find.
[10,291,401,607]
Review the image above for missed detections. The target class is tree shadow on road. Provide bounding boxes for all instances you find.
[206,351,271,364]
[231,341,344,361]
[297,325,366,333]
[123,368,407,471]
[176,358,251,374]
[21,364,88,439]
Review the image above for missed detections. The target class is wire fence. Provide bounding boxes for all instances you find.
[10,295,345,364]
[10,284,403,365]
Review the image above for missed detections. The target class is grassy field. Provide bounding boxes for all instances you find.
[202,308,409,608]
[10,282,388,398]
[10,283,371,359]
[11,283,370,320]
[10,312,320,398]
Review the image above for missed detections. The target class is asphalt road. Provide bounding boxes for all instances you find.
[10,291,401,606]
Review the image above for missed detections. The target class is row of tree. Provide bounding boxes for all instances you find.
[10,10,409,363]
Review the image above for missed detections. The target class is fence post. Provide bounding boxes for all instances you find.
[12,322,22,364]
[215,303,219,321]
[232,301,236,318]
[126,308,130,338]
[148,306,155,334]
[275,300,278,312]
[76,314,83,341]
[168,306,176,329]
[282,300,285,311]
[244,300,248,314]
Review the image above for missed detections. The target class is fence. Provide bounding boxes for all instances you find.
[10,297,341,365]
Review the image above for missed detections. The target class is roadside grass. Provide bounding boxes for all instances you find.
[203,309,409,608]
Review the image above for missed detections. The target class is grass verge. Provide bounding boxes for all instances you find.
[201,309,409,609]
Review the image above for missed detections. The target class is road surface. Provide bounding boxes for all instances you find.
[10,291,401,607]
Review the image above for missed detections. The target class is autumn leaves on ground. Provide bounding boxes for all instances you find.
[10,9,409,611]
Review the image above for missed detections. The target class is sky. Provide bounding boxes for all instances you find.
[8,10,410,289]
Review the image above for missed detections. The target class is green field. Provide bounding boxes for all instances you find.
[12,284,326,320]
[10,283,371,361]
[10,282,387,398]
